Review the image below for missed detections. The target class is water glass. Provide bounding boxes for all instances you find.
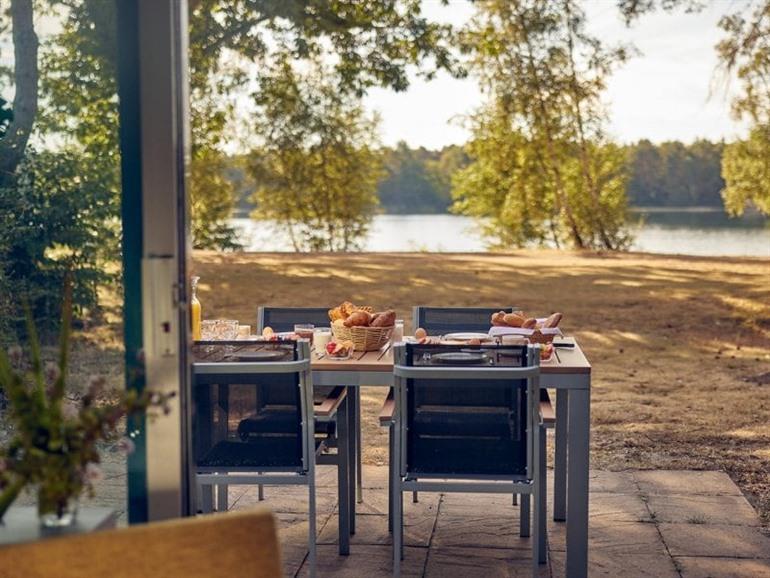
[294,323,315,343]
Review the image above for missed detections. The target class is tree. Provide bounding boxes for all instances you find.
[618,0,770,216]
[0,0,37,189]
[625,139,725,207]
[454,0,630,250]
[249,59,384,252]
[721,127,770,215]
[717,2,770,216]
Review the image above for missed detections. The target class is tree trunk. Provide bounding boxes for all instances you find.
[0,0,38,188]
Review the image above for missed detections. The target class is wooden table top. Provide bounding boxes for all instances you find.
[193,337,590,375]
[312,336,590,375]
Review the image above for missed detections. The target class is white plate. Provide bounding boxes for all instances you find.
[442,332,491,341]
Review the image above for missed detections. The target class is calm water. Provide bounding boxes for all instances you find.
[231,208,770,257]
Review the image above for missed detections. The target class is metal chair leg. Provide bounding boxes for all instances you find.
[258,482,264,501]
[309,459,317,577]
[513,493,518,506]
[200,482,214,514]
[337,396,351,555]
[412,491,418,503]
[520,493,531,537]
[388,424,394,532]
[216,483,228,512]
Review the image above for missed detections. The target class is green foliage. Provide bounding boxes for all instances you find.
[625,139,725,207]
[188,0,458,98]
[454,0,630,250]
[716,2,770,216]
[249,59,384,251]
[721,126,770,216]
[0,150,118,340]
[0,97,12,139]
[0,280,174,521]
[378,142,468,213]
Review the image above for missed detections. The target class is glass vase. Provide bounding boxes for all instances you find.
[38,484,79,528]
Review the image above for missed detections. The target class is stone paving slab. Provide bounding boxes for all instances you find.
[425,546,549,577]
[550,549,680,577]
[658,522,770,558]
[675,557,770,578]
[294,545,428,577]
[634,470,743,497]
[645,493,761,526]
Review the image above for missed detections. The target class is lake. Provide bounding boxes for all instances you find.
[231,208,770,257]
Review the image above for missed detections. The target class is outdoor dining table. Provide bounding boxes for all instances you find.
[312,336,591,578]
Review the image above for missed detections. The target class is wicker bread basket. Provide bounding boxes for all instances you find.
[527,329,559,344]
[332,324,393,351]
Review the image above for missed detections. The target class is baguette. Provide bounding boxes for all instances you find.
[543,312,563,328]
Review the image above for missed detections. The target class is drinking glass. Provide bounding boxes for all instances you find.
[294,324,315,343]
[392,319,405,343]
[313,327,331,353]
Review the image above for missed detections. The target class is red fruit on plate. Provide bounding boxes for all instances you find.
[326,342,337,354]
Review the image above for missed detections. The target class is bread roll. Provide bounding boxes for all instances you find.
[503,313,525,327]
[522,317,537,329]
[344,311,371,327]
[345,311,372,327]
[371,310,396,327]
[491,311,507,326]
[543,312,562,328]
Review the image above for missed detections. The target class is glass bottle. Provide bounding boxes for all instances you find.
[191,276,202,341]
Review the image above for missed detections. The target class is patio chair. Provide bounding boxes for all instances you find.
[413,305,555,516]
[380,306,554,522]
[257,306,363,510]
[390,342,546,577]
[192,340,345,576]
[0,509,281,578]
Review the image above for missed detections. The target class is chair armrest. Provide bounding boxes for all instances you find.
[379,389,395,427]
[540,390,555,428]
[314,386,347,418]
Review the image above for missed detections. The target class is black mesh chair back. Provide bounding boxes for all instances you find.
[193,340,307,471]
[403,343,530,477]
[413,306,515,334]
[257,307,331,333]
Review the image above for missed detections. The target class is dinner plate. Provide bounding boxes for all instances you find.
[228,350,287,362]
[431,352,489,365]
[442,332,491,341]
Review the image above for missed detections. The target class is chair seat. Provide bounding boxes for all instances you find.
[409,437,526,477]
[198,438,303,469]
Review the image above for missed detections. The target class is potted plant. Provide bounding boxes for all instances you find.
[0,280,173,527]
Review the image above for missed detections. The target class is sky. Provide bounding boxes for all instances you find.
[364,0,748,149]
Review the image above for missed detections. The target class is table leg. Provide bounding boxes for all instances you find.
[347,389,357,534]
[354,387,363,503]
[554,390,568,522]
[566,387,590,577]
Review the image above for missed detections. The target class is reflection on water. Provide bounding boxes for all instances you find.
[231,208,770,257]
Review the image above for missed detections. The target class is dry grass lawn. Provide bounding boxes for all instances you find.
[192,249,770,527]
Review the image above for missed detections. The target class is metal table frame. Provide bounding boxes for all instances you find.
[311,340,591,578]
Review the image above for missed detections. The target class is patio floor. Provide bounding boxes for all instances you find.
[224,466,770,578]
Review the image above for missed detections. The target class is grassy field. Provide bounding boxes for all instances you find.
[191,249,770,526]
